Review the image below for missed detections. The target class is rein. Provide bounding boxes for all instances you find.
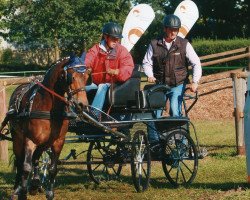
[91,71,106,75]
[36,82,69,105]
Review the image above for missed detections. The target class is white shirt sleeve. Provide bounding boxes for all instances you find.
[186,42,202,83]
[142,44,154,78]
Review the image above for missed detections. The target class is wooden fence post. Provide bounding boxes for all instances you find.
[231,73,247,155]
[0,81,8,162]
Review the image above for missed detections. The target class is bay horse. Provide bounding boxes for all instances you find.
[2,58,90,200]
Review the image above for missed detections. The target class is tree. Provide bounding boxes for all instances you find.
[0,0,131,62]
[195,0,249,38]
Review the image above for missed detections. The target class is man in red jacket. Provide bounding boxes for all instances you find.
[85,22,134,111]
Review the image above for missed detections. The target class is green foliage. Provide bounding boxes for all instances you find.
[0,0,131,56]
[0,48,13,64]
[0,63,42,72]
[193,38,250,56]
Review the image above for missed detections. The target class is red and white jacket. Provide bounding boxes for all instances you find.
[85,42,134,85]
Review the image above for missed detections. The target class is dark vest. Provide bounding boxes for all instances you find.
[151,36,188,86]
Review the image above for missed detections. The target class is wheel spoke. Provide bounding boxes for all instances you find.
[131,130,150,192]
[87,141,123,184]
[180,159,194,174]
[180,165,187,183]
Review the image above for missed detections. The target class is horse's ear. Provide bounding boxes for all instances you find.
[62,67,73,85]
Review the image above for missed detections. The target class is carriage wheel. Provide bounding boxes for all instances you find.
[39,150,51,185]
[87,140,123,184]
[30,149,51,193]
[131,130,151,192]
[162,129,198,187]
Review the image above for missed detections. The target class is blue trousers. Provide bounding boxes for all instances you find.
[148,83,186,142]
[86,83,111,110]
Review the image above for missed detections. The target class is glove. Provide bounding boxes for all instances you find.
[107,69,119,75]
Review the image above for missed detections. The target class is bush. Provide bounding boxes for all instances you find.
[1,48,13,64]
[193,38,250,57]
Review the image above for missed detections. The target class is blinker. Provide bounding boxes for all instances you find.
[73,65,87,73]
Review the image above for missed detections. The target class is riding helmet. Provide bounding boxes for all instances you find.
[102,22,123,39]
[163,14,181,28]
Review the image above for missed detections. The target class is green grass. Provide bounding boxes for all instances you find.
[1,119,250,200]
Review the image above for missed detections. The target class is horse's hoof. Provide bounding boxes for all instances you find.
[46,190,54,200]
[29,178,41,195]
[9,194,17,200]
[29,188,38,195]
[17,193,27,200]
[38,185,44,193]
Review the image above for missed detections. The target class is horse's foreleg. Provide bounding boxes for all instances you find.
[11,155,24,199]
[11,132,24,198]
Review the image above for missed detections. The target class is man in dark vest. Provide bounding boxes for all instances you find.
[142,14,202,143]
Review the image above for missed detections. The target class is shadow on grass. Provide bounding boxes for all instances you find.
[203,144,236,148]
[1,167,249,199]
[56,167,134,187]
[149,177,249,191]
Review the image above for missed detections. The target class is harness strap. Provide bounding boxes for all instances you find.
[69,87,86,96]
[18,110,51,119]
[0,133,12,141]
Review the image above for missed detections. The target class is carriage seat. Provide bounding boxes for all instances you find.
[106,70,141,108]
[135,84,170,110]
[86,69,141,109]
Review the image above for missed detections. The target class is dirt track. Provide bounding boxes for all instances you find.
[184,71,237,120]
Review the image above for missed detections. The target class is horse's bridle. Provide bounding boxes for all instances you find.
[36,65,91,105]
[64,64,91,98]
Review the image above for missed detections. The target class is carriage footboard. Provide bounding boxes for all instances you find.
[78,109,127,139]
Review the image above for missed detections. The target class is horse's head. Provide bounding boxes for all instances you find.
[41,58,90,112]
[63,64,91,106]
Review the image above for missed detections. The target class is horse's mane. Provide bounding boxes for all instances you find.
[42,58,70,86]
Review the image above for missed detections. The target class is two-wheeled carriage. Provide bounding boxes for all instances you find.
[0,64,205,197]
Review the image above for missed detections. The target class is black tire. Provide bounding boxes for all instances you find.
[87,140,123,184]
[131,130,151,192]
[162,129,198,187]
